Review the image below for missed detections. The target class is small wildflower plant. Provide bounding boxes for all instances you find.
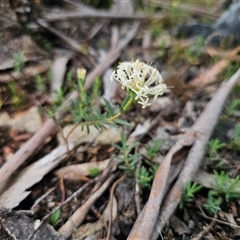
[179,182,202,209]
[138,166,153,189]
[114,133,141,175]
[88,167,101,178]
[49,61,169,131]
[203,194,222,214]
[110,60,168,182]
[209,170,240,202]
[48,62,168,187]
[110,60,169,109]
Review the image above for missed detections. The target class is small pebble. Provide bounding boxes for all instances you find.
[188,219,195,230]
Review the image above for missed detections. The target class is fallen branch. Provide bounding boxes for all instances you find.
[128,67,240,239]
[128,128,197,240]
[45,11,148,22]
[151,67,240,239]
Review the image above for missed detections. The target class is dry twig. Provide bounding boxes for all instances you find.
[196,199,240,230]
[30,187,55,211]
[191,216,216,240]
[106,175,125,240]
[42,177,97,222]
[135,160,142,215]
[90,206,108,232]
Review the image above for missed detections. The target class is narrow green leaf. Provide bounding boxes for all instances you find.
[114,119,132,127]
[121,95,132,109]
[103,98,114,116]
[50,208,61,227]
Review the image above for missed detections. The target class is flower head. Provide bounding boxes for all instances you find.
[110,60,168,108]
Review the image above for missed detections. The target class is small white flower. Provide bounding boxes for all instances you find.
[110,60,169,108]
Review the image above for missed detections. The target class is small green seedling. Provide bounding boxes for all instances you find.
[203,194,222,214]
[91,77,101,102]
[13,51,25,72]
[207,138,226,169]
[226,124,240,152]
[180,182,202,209]
[8,82,25,107]
[65,71,74,89]
[185,35,205,60]
[138,166,153,189]
[43,42,52,52]
[208,157,227,170]
[222,61,240,80]
[114,134,141,175]
[226,98,240,116]
[145,139,163,160]
[48,87,66,117]
[168,4,188,26]
[34,74,46,93]
[209,170,240,202]
[208,138,225,159]
[150,164,159,175]
[233,85,240,95]
[50,208,61,227]
[98,38,107,49]
[88,167,101,178]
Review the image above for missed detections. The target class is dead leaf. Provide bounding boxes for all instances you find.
[55,159,112,180]
[58,124,121,145]
[127,119,152,145]
[150,96,173,112]
[194,170,240,192]
[189,58,228,88]
[178,101,197,132]
[102,68,118,104]
[0,143,74,209]
[0,63,49,83]
[170,215,191,235]
[193,170,217,189]
[0,112,11,126]
[51,50,73,97]
[10,106,42,133]
[0,106,43,133]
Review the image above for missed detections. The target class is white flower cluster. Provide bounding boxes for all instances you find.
[110,60,169,108]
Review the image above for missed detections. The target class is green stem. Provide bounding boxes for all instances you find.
[124,151,130,169]
[107,95,134,121]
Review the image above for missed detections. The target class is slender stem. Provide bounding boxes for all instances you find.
[106,112,121,121]
[122,95,135,111]
[124,150,130,169]
[106,95,134,121]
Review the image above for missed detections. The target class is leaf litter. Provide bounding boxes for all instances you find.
[0,0,240,239]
